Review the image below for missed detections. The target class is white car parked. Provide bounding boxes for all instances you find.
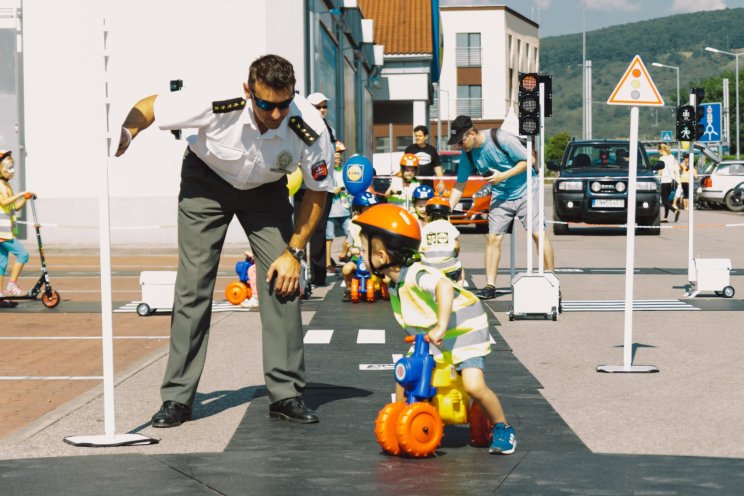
[698,160,744,212]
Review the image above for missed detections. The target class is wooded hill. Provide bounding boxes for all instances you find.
[540,7,744,144]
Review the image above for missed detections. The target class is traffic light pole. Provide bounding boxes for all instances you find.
[687,92,697,290]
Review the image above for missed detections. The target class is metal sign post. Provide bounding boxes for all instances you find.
[599,55,661,373]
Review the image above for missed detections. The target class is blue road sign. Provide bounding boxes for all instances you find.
[661,130,673,141]
[697,102,722,143]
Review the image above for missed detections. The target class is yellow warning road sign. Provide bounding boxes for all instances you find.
[607,55,664,106]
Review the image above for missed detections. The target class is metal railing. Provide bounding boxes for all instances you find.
[456,47,482,67]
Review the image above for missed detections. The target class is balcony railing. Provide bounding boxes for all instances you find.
[456,47,482,67]
[456,98,483,118]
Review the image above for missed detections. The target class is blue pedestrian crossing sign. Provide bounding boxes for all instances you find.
[660,130,673,142]
[697,102,722,143]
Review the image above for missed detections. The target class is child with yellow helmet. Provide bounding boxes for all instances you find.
[353,204,516,455]
[384,153,421,212]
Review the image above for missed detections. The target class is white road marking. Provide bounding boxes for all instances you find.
[303,329,334,344]
[357,328,386,344]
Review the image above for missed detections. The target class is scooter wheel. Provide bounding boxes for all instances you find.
[396,402,443,458]
[42,290,61,309]
[136,303,151,316]
[723,286,735,298]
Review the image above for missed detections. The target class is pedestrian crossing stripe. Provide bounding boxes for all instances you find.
[113,300,257,313]
[561,299,699,312]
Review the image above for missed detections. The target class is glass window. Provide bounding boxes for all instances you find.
[567,144,649,169]
[375,136,390,154]
[456,33,481,67]
[396,136,410,151]
[316,26,338,130]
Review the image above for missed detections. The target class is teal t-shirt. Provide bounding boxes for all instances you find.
[455,129,533,201]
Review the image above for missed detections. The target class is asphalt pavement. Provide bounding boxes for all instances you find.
[2,204,744,494]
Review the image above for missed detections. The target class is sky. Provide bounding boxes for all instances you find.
[496,0,744,37]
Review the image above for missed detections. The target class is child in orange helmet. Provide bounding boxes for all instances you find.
[420,196,465,286]
[353,204,516,455]
[384,153,421,212]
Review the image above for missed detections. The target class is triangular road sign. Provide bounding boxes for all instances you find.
[607,55,664,106]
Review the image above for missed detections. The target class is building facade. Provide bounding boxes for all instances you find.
[0,0,381,246]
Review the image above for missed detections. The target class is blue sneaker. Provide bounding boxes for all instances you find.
[489,423,516,454]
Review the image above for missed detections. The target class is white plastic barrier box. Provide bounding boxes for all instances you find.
[691,258,734,297]
[137,271,177,316]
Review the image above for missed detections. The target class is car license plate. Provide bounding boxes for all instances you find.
[592,199,624,208]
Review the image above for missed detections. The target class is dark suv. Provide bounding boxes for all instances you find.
[547,140,663,235]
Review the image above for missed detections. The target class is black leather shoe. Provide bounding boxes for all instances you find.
[269,397,319,424]
[151,400,192,428]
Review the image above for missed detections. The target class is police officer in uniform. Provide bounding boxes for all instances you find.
[116,54,334,426]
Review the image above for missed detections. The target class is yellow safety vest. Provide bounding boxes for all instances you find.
[388,263,491,364]
[0,182,17,240]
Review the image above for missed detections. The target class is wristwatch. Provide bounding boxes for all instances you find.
[286,246,306,261]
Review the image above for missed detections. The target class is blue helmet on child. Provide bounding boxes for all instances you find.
[352,191,379,211]
[412,184,435,201]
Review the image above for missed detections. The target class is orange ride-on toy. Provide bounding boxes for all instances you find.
[225,257,253,305]
[374,334,493,458]
[349,257,389,303]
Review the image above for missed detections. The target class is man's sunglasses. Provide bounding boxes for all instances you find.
[315,104,328,110]
[249,87,295,111]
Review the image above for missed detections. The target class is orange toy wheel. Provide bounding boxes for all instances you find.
[468,401,493,447]
[396,402,443,458]
[350,278,361,303]
[42,290,61,308]
[374,402,406,455]
[225,281,250,305]
[366,278,376,302]
[380,282,389,300]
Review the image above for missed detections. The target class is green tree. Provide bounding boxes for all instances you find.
[546,132,571,160]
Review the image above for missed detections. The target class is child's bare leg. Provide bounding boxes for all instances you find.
[461,368,507,425]
[342,262,356,286]
[395,383,406,403]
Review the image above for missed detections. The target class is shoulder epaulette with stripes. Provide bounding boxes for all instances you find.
[288,116,319,146]
[212,97,246,114]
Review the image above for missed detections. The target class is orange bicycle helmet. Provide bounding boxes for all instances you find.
[425,196,451,218]
[353,204,421,270]
[400,153,419,168]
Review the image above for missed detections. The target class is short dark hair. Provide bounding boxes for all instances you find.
[413,125,429,136]
[248,54,296,91]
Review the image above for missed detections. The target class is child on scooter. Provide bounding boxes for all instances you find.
[353,203,516,455]
[385,153,421,213]
[0,150,34,300]
[411,184,435,228]
[341,191,379,302]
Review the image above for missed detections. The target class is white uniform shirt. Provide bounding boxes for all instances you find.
[155,91,335,192]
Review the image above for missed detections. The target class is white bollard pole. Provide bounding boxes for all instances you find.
[64,17,156,447]
[526,140,533,275]
[538,83,546,274]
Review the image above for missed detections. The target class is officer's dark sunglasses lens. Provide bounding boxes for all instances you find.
[249,87,294,111]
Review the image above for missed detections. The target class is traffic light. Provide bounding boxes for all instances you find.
[518,73,540,136]
[676,105,695,141]
[692,87,706,140]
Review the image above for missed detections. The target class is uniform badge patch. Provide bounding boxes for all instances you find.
[311,160,329,181]
[270,150,294,173]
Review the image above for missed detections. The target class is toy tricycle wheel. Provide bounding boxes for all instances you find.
[136,303,152,317]
[41,290,61,309]
[722,286,735,298]
[366,278,376,303]
[396,402,444,458]
[350,278,361,303]
[374,402,406,455]
[380,282,390,300]
[225,281,250,305]
[468,401,493,447]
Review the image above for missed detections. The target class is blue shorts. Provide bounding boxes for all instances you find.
[456,356,485,373]
[0,238,30,275]
[326,216,350,240]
